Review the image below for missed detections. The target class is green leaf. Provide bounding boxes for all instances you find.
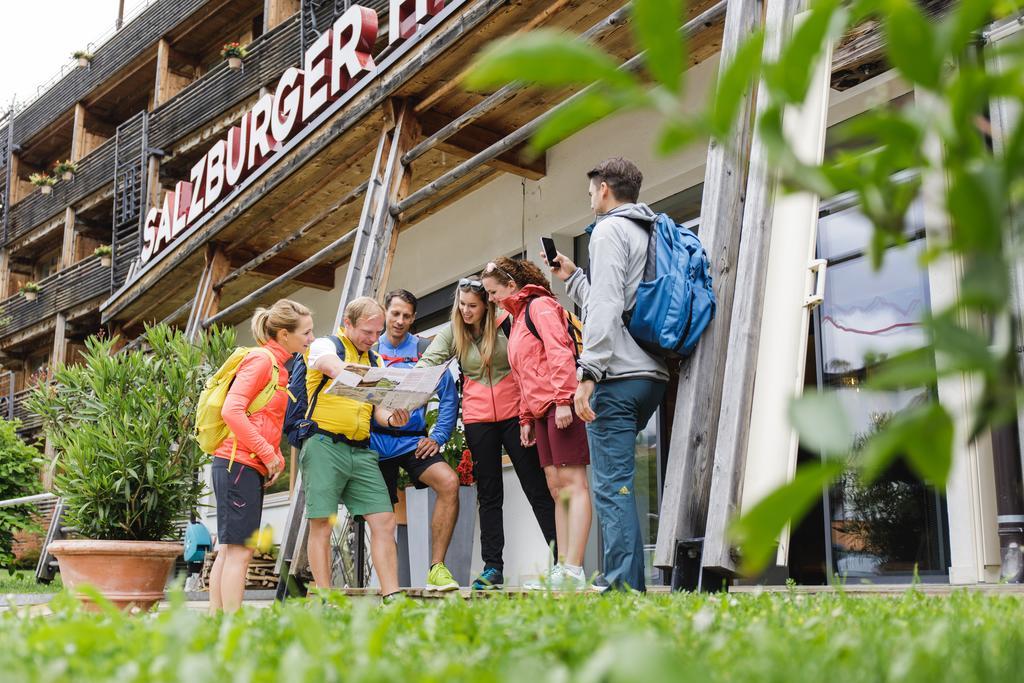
[867,346,939,390]
[465,29,635,91]
[882,0,943,90]
[709,30,764,138]
[789,392,854,456]
[730,460,845,574]
[632,0,686,93]
[528,87,648,154]
[859,402,953,487]
[765,0,845,103]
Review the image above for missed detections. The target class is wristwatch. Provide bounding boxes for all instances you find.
[576,364,597,383]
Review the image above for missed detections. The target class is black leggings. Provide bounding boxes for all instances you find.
[464,418,557,571]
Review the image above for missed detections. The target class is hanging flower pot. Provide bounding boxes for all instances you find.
[30,172,57,195]
[94,245,113,267]
[55,160,78,182]
[221,42,246,71]
[20,282,40,301]
[73,50,93,68]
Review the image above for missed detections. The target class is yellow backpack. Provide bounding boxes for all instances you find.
[194,347,285,467]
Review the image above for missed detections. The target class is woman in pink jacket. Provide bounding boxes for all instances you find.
[209,299,314,613]
[482,257,594,591]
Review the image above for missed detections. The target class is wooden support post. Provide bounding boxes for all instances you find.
[264,0,300,31]
[60,208,77,270]
[71,104,88,163]
[0,248,10,299]
[154,38,192,108]
[51,313,68,368]
[185,243,231,340]
[8,153,27,204]
[699,0,803,577]
[653,0,765,577]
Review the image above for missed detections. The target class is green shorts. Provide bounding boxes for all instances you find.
[299,434,393,519]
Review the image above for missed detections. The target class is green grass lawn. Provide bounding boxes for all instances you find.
[2,589,1023,682]
[0,570,60,594]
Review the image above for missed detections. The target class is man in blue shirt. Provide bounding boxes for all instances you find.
[372,289,461,591]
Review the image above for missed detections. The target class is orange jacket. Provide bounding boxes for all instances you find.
[502,286,578,422]
[212,339,291,477]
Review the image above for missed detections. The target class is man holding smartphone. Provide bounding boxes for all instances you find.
[542,157,669,592]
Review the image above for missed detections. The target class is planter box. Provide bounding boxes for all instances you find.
[406,486,477,587]
[49,539,179,610]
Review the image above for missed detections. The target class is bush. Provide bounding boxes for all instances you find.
[0,420,41,570]
[26,324,235,541]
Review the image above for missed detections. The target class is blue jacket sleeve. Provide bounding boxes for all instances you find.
[429,370,458,447]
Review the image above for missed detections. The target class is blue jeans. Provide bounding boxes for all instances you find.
[587,378,666,591]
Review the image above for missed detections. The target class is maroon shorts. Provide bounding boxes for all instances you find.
[534,404,590,468]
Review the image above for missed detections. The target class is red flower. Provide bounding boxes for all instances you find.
[456,449,474,486]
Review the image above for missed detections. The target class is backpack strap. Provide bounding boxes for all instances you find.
[523,298,541,342]
[305,335,345,420]
[416,335,431,357]
[523,297,581,358]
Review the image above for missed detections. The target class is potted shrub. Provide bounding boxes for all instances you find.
[221,42,247,70]
[27,324,235,610]
[19,282,40,301]
[54,160,78,181]
[73,50,93,68]
[29,173,56,195]
[93,244,113,267]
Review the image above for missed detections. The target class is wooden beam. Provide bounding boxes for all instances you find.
[264,0,299,31]
[698,0,802,578]
[60,208,77,270]
[8,154,26,204]
[186,243,231,340]
[228,251,336,290]
[653,0,764,577]
[0,249,10,300]
[418,110,545,180]
[393,1,728,217]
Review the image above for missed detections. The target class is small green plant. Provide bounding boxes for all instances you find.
[71,50,93,62]
[26,324,236,541]
[0,420,42,570]
[92,244,112,257]
[221,42,247,59]
[18,282,40,295]
[28,173,55,188]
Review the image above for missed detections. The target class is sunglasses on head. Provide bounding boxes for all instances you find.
[458,278,484,291]
[483,262,514,282]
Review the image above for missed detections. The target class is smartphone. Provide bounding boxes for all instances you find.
[541,237,559,266]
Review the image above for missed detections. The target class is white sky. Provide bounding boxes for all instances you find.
[0,1,132,113]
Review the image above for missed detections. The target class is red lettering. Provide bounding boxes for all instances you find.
[247,94,277,169]
[140,207,160,263]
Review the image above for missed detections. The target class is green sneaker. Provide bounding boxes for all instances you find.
[425,562,459,591]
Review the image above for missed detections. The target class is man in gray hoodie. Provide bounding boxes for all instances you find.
[545,157,669,591]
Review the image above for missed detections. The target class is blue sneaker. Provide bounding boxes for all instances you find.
[471,567,504,591]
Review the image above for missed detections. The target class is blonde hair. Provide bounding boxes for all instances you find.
[450,283,498,371]
[344,296,385,326]
[251,299,312,345]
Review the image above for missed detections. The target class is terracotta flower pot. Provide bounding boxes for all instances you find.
[23,291,37,301]
[48,539,181,611]
[62,171,74,181]
[40,185,52,195]
[227,56,242,70]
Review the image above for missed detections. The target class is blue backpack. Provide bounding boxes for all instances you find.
[624,213,716,359]
[283,336,379,447]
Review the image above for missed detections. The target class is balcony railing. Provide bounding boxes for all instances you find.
[4,138,117,245]
[6,388,43,432]
[0,0,208,152]
[0,255,111,340]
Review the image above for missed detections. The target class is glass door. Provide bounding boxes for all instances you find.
[814,197,950,581]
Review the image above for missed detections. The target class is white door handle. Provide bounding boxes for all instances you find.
[805,258,827,309]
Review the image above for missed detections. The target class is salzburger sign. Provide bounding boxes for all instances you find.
[140,0,446,265]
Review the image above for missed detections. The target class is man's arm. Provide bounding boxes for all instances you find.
[576,225,627,379]
[308,337,345,378]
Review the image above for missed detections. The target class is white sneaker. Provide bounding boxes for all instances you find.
[523,564,564,591]
[558,564,588,591]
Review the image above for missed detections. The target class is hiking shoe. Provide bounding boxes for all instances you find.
[471,567,504,591]
[524,564,564,591]
[425,562,459,591]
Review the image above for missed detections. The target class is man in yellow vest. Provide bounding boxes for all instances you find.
[302,296,410,601]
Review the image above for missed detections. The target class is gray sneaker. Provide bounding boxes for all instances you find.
[523,564,564,591]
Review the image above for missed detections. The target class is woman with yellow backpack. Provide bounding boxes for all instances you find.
[204,299,314,613]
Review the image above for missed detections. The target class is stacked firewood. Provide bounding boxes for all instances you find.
[198,549,279,590]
